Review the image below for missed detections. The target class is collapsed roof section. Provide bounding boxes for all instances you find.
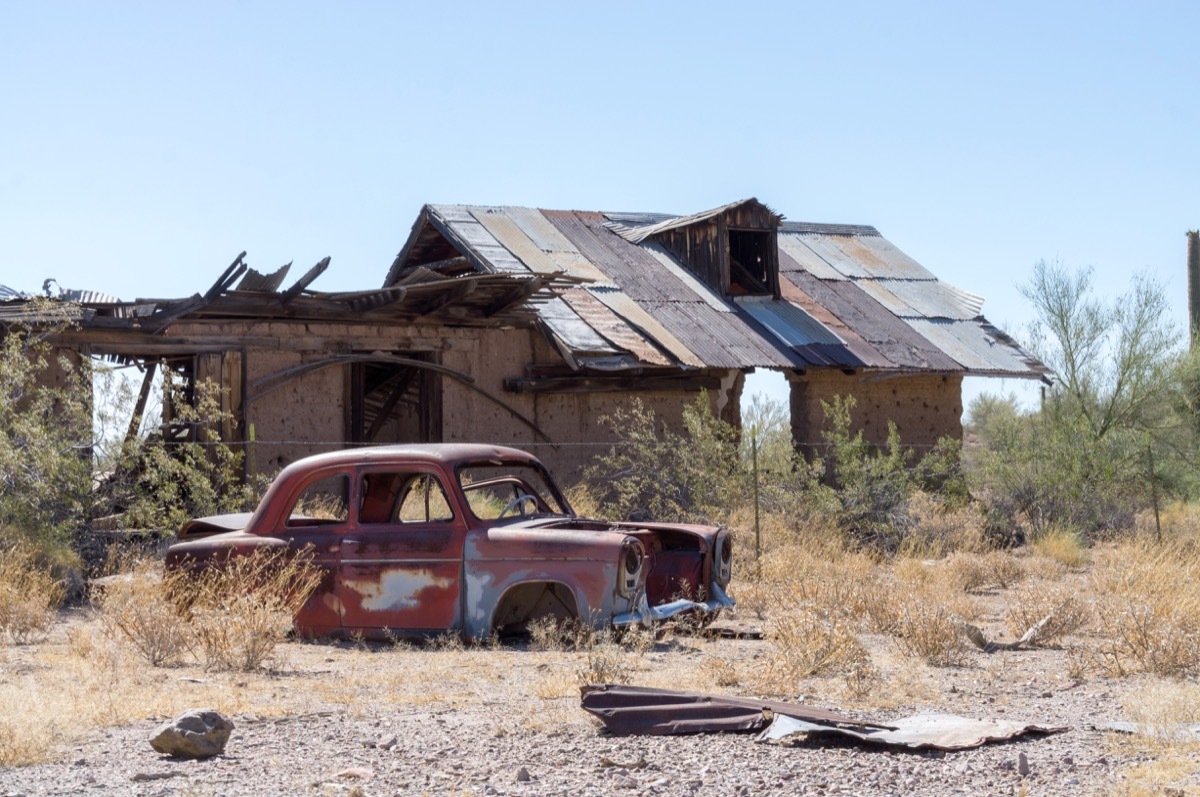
[386,199,1050,382]
[0,252,549,353]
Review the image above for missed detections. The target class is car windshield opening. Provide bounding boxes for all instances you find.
[457,462,569,520]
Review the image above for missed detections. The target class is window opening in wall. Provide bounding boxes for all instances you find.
[728,229,773,295]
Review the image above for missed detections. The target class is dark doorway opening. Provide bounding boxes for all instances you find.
[349,354,442,445]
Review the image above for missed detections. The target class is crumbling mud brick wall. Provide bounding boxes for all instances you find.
[787,371,963,457]
[442,329,744,484]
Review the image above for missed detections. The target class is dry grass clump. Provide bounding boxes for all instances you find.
[0,543,65,644]
[1087,542,1200,677]
[892,602,971,666]
[1031,527,1090,570]
[97,548,322,672]
[1004,584,1091,646]
[902,491,988,557]
[1106,680,1200,796]
[576,644,631,685]
[757,604,870,693]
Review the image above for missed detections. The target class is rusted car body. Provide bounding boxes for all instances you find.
[165,444,734,639]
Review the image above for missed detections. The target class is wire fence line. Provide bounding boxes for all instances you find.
[133,437,953,451]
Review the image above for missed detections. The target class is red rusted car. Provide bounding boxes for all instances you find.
[165,444,734,639]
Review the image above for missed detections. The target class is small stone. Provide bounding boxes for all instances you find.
[148,709,234,760]
[380,735,398,750]
[335,767,374,780]
[1040,691,1053,698]
[1017,752,1030,776]
[72,758,87,766]
[516,766,531,782]
[613,774,639,789]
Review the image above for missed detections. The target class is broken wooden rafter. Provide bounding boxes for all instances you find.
[280,257,331,304]
[505,373,722,394]
[484,278,542,317]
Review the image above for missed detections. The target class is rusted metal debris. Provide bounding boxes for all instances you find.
[760,712,1068,751]
[579,684,893,737]
[580,686,1068,752]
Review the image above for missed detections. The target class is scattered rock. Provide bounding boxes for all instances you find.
[516,766,531,782]
[1017,751,1030,776]
[335,767,374,780]
[148,709,234,759]
[379,735,398,750]
[130,772,184,782]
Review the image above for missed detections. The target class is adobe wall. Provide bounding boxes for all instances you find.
[440,328,743,484]
[787,370,963,455]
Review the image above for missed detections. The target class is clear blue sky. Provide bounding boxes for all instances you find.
[3,2,1198,412]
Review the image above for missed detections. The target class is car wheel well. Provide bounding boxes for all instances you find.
[490,581,579,637]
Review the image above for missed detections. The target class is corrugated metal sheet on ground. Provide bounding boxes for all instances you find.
[859,279,984,320]
[641,242,732,313]
[904,318,1043,374]
[855,235,937,280]
[778,233,847,281]
[790,235,873,279]
[589,288,702,367]
[542,210,695,302]
[735,296,842,347]
[560,288,670,366]
[786,271,962,371]
[472,209,564,277]
[536,296,620,354]
[639,301,798,369]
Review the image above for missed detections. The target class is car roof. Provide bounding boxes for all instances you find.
[277,443,544,475]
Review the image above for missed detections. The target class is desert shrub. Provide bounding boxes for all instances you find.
[98,548,322,671]
[0,543,66,643]
[1031,527,1090,570]
[1004,585,1091,645]
[576,644,631,685]
[892,603,971,666]
[759,604,870,688]
[1088,542,1200,677]
[0,302,92,557]
[585,393,745,524]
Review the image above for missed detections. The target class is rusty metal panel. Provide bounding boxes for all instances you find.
[778,233,846,281]
[735,296,842,347]
[560,288,670,365]
[855,235,937,280]
[430,204,477,223]
[505,207,578,253]
[469,244,528,274]
[538,296,620,354]
[778,278,891,368]
[854,280,921,317]
[580,684,887,737]
[878,279,984,319]
[905,318,1045,375]
[640,301,798,369]
[472,209,564,277]
[760,712,1068,751]
[589,288,703,367]
[793,235,873,279]
[786,270,961,371]
[640,243,732,313]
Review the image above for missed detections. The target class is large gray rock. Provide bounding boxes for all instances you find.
[149,709,234,759]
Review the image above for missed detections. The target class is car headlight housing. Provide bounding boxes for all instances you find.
[618,539,645,597]
[715,531,732,586]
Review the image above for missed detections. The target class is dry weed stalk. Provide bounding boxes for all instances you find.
[0,543,65,644]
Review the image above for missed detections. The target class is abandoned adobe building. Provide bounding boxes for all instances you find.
[0,198,1048,482]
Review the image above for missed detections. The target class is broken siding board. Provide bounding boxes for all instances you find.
[472,210,564,277]
[560,288,671,366]
[588,288,703,367]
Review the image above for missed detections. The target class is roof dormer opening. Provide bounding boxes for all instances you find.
[728,229,774,295]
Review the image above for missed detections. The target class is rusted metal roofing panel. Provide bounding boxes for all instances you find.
[543,210,691,303]
[0,285,28,300]
[786,270,962,371]
[602,211,677,226]
[779,221,881,236]
[735,296,841,347]
[855,235,937,280]
[613,199,772,244]
[641,301,798,369]
[640,242,732,313]
[905,318,1048,376]
[504,207,577,253]
[580,684,888,737]
[778,233,847,281]
[560,288,670,365]
[863,279,984,320]
[472,209,564,277]
[430,204,476,223]
[537,296,620,354]
[589,288,703,367]
[793,235,873,279]
[760,712,1068,751]
[235,264,292,293]
[778,278,891,368]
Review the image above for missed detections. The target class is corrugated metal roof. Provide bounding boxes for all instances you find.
[0,285,28,301]
[386,200,1045,379]
[735,296,842,347]
[906,318,1049,375]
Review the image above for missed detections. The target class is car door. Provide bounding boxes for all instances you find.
[337,467,465,635]
[275,468,352,635]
